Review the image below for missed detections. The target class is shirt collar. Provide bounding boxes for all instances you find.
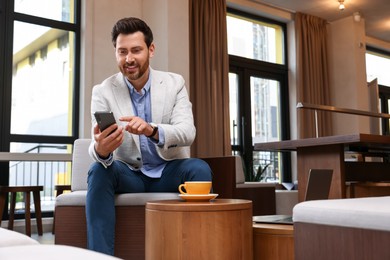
[124,70,152,95]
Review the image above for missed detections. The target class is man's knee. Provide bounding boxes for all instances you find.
[189,158,212,180]
[88,162,116,187]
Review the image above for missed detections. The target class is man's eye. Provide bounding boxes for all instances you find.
[118,50,127,55]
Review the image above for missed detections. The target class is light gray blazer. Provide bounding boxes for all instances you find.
[88,68,195,169]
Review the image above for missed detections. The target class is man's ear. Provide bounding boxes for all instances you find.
[149,42,155,58]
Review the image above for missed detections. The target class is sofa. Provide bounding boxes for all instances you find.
[293,196,390,260]
[0,228,120,260]
[0,227,39,247]
[55,139,276,259]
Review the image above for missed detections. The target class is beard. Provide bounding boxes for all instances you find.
[122,59,149,81]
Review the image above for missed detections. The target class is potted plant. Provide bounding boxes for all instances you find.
[242,157,271,182]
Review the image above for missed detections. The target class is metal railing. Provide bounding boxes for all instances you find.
[296,102,390,138]
[1,145,73,213]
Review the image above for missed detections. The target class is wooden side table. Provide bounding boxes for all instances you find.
[253,223,294,260]
[145,199,253,260]
[0,186,43,237]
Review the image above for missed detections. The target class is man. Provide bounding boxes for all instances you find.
[86,17,212,255]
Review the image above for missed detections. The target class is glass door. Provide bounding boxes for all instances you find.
[229,67,290,182]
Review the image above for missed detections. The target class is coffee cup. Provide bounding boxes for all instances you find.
[178,181,212,195]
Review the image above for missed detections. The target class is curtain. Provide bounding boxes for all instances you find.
[189,0,231,157]
[295,12,332,138]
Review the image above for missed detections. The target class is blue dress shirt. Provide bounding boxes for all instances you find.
[124,74,167,178]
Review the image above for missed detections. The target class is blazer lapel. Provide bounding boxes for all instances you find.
[112,73,134,117]
[112,73,140,151]
[150,69,165,123]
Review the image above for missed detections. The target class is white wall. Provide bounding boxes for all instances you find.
[327,16,370,135]
[80,0,189,138]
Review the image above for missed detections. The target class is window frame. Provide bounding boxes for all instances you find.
[0,0,81,219]
[227,8,291,182]
[366,46,390,136]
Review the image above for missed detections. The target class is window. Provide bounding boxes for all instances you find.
[366,47,390,135]
[227,9,291,183]
[0,0,81,219]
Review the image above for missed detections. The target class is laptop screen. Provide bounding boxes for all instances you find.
[253,168,333,225]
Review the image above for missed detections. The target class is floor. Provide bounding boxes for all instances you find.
[3,217,56,244]
[31,232,55,245]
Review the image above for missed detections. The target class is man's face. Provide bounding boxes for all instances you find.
[115,32,154,85]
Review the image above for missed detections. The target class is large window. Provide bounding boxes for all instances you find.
[0,0,80,219]
[227,9,290,183]
[366,47,390,135]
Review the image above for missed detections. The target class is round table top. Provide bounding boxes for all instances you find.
[146,198,252,212]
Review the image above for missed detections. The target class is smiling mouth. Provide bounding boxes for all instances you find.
[125,65,137,73]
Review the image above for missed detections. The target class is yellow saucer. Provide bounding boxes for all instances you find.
[179,193,218,202]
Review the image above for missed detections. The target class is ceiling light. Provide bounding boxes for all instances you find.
[353,12,361,22]
[338,0,345,11]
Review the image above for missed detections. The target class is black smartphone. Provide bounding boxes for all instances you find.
[94,111,117,133]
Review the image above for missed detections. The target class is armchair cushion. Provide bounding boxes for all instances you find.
[56,191,178,207]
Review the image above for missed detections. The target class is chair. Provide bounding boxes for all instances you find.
[0,185,43,237]
[54,139,178,259]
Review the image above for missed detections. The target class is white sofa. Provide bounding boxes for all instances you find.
[293,196,390,260]
[0,228,120,259]
[0,245,121,260]
[0,227,39,247]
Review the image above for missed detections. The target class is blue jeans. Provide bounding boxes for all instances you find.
[85,158,212,255]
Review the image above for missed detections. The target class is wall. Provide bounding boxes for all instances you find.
[80,0,189,138]
[327,16,370,135]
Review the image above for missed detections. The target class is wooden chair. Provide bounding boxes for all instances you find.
[0,185,43,237]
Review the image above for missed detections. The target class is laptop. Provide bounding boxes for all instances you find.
[253,169,333,225]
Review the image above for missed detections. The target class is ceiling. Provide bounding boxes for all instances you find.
[252,0,390,43]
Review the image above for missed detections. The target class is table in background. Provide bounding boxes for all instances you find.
[253,223,294,260]
[255,133,390,201]
[145,199,253,260]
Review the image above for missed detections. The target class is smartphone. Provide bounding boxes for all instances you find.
[94,111,117,133]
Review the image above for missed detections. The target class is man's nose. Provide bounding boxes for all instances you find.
[126,54,134,63]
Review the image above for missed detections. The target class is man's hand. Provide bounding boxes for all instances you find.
[94,123,124,158]
[119,116,154,137]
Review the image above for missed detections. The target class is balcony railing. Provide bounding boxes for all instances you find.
[0,145,73,215]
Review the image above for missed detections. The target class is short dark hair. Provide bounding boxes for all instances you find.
[111,17,154,48]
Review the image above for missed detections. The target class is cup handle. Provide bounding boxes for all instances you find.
[178,184,187,194]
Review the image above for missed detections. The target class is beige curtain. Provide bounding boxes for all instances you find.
[189,0,231,157]
[295,12,332,138]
